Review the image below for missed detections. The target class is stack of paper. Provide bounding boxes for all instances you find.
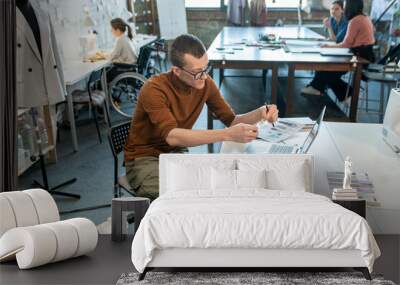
[257,119,304,143]
[320,48,353,57]
[332,188,359,200]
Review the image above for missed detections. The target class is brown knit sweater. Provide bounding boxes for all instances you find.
[124,71,235,161]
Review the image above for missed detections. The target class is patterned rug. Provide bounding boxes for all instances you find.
[116,271,396,285]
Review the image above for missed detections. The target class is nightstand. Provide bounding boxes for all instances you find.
[332,199,366,218]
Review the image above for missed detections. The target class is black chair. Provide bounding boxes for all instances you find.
[108,121,135,198]
[88,69,106,142]
[359,44,400,122]
[72,68,107,143]
[377,43,400,65]
[136,45,157,77]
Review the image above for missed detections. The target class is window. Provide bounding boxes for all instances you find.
[265,0,306,9]
[186,0,307,10]
[221,0,307,9]
[185,0,222,8]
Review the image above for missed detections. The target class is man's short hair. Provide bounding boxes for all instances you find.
[169,34,206,68]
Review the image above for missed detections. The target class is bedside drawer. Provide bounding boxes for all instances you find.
[333,200,366,218]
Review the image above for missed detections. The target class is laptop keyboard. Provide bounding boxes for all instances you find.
[269,144,294,154]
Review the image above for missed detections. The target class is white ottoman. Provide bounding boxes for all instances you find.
[0,189,98,269]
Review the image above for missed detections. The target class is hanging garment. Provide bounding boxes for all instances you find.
[250,0,268,26]
[16,1,66,108]
[227,0,248,26]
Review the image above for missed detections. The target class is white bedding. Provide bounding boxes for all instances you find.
[131,190,380,273]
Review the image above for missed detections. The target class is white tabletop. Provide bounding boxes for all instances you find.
[63,60,109,86]
[221,121,400,234]
[63,34,158,86]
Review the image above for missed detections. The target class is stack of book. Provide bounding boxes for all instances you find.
[332,188,358,200]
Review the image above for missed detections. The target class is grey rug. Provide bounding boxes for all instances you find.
[116,271,396,285]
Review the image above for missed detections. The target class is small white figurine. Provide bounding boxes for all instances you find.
[343,156,353,190]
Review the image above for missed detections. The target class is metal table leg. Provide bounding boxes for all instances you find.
[101,67,111,127]
[66,86,79,152]
[286,64,295,116]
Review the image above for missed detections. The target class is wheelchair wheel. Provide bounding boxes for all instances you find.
[108,72,147,118]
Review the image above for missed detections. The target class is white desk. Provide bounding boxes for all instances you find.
[221,122,400,234]
[62,34,158,151]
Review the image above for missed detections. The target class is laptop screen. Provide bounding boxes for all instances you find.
[300,106,326,153]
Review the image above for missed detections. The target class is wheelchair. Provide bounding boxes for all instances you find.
[108,39,166,118]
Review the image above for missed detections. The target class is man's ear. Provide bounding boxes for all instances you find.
[171,66,181,77]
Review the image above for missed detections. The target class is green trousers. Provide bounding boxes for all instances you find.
[126,149,187,200]
[126,157,159,201]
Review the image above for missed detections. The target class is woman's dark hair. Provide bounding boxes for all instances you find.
[110,18,133,40]
[332,0,344,9]
[344,0,364,20]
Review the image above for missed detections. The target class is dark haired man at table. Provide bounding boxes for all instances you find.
[124,34,279,200]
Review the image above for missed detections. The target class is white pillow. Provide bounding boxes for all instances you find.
[267,161,307,191]
[211,168,237,190]
[167,163,212,191]
[211,169,268,190]
[237,159,309,192]
[237,169,268,189]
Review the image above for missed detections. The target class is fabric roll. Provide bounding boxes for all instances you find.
[23,189,59,224]
[1,192,39,227]
[64,218,98,257]
[42,221,79,262]
[0,196,17,237]
[0,226,57,269]
[0,218,98,269]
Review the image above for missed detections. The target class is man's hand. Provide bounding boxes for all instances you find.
[259,104,278,124]
[225,123,258,143]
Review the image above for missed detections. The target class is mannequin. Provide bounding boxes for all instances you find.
[16,0,66,107]
[16,0,77,199]
[16,0,42,57]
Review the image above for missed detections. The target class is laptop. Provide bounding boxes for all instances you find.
[320,48,353,57]
[250,106,326,154]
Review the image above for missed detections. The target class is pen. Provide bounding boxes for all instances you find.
[265,102,275,127]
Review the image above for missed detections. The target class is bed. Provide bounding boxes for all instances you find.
[131,154,380,280]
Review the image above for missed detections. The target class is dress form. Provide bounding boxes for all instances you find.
[17,0,42,57]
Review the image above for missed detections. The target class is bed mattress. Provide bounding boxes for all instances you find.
[131,190,380,273]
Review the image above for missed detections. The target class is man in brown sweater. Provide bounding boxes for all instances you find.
[124,34,278,200]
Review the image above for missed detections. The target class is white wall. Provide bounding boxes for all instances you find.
[34,0,131,61]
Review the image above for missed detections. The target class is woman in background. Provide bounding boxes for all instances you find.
[324,0,348,43]
[107,17,139,88]
[301,0,374,102]
[109,18,138,64]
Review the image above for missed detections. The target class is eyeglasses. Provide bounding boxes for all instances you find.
[180,65,212,80]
